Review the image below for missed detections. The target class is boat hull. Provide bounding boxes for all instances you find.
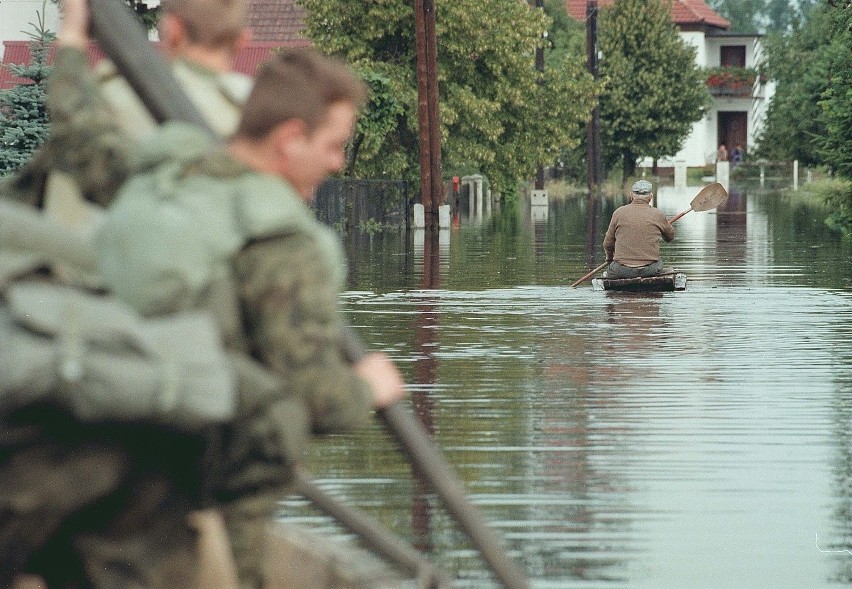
[592,272,687,292]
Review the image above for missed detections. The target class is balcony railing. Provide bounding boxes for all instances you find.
[705,66,764,98]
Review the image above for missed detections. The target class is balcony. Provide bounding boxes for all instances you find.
[705,67,764,98]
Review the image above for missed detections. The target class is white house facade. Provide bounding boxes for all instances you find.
[665,29,775,168]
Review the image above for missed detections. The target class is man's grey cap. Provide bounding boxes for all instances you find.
[631,180,653,195]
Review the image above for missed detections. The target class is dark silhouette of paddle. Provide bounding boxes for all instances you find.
[87,1,530,586]
[570,182,728,287]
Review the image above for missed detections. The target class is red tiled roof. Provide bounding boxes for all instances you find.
[565,0,729,29]
[232,40,311,76]
[673,0,730,28]
[247,0,309,43]
[0,39,307,90]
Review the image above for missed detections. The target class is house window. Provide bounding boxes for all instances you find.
[720,46,746,67]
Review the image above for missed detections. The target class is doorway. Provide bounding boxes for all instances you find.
[718,111,747,156]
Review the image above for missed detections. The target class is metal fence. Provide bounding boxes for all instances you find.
[314,179,410,232]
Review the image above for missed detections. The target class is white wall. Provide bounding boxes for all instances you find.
[679,31,707,67]
[0,0,61,51]
[704,35,760,68]
[658,31,771,169]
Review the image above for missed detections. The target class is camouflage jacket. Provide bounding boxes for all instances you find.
[52,46,373,436]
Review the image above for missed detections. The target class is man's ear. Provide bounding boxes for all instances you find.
[234,27,252,53]
[157,13,189,58]
[271,119,309,159]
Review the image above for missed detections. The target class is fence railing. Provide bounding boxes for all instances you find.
[314,179,410,232]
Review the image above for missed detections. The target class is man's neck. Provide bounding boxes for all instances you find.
[176,45,235,73]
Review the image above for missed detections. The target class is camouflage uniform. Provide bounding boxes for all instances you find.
[0,46,373,588]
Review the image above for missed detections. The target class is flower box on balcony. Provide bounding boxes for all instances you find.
[705,67,760,97]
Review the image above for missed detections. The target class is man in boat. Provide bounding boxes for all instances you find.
[602,179,676,279]
[0,0,407,586]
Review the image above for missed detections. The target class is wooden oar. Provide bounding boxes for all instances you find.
[341,330,531,589]
[571,182,728,288]
[668,182,728,223]
[294,467,452,585]
[88,3,529,586]
[570,261,608,288]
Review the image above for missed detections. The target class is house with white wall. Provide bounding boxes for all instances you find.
[566,0,774,168]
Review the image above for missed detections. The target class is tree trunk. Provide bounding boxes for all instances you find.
[346,133,365,178]
[621,149,636,186]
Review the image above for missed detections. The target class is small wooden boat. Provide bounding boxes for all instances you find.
[592,272,687,292]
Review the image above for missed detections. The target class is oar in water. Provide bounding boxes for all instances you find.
[341,330,531,589]
[570,261,608,288]
[570,182,729,287]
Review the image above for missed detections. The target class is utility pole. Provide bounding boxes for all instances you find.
[586,0,602,194]
[414,0,443,227]
[534,0,545,191]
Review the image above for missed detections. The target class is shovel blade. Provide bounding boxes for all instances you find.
[690,182,728,212]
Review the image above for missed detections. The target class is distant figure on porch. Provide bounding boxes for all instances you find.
[731,145,744,168]
[603,180,676,279]
[716,143,729,162]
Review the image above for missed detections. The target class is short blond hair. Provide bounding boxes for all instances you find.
[160,0,247,48]
[235,48,368,139]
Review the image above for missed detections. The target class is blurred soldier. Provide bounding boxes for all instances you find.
[603,180,676,279]
[0,0,406,587]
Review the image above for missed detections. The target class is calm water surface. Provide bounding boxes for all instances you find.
[282,183,852,588]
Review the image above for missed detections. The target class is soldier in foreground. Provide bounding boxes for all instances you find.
[0,0,407,586]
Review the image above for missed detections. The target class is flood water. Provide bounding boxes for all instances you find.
[282,181,852,588]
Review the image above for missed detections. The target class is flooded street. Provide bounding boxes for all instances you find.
[283,182,852,587]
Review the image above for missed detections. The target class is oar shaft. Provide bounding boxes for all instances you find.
[342,328,529,589]
[379,404,530,589]
[668,206,693,224]
[571,261,608,287]
[294,467,450,585]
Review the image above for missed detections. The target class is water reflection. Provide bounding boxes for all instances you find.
[715,186,747,284]
[289,182,852,588]
[411,227,442,554]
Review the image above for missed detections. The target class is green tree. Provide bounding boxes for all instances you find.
[756,3,831,165]
[817,1,851,179]
[0,14,54,176]
[597,0,709,181]
[299,0,596,195]
[817,1,852,236]
[707,0,819,33]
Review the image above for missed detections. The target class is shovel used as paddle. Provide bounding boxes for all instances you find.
[570,182,729,287]
[668,182,728,223]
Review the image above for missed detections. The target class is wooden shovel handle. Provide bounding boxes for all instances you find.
[668,206,693,223]
[571,261,608,287]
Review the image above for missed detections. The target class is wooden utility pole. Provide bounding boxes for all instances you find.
[414,0,443,226]
[534,0,545,191]
[586,0,602,194]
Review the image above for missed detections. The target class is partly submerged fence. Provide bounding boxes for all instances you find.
[314,179,410,232]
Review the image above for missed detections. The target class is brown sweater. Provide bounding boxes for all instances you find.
[603,198,675,267]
